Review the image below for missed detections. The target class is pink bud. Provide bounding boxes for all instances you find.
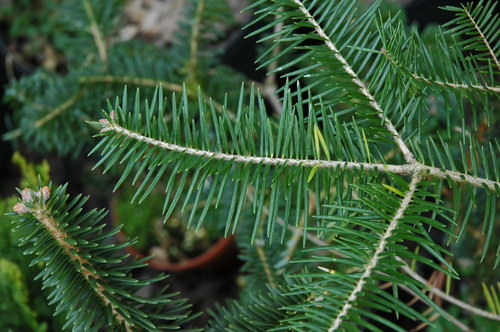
[109,110,116,120]
[41,186,51,201]
[13,203,29,214]
[21,188,33,203]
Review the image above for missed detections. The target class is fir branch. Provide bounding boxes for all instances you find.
[419,165,498,191]
[461,2,500,71]
[400,262,500,322]
[255,239,277,287]
[284,211,497,326]
[99,121,500,191]
[382,48,500,94]
[8,1,499,330]
[11,184,194,331]
[403,69,500,94]
[289,215,500,325]
[78,75,227,115]
[15,186,134,331]
[78,75,183,92]
[246,189,329,255]
[186,0,205,84]
[82,0,107,64]
[34,88,85,128]
[396,282,472,332]
[251,198,278,287]
[4,84,87,150]
[328,175,420,331]
[207,284,308,331]
[291,0,416,164]
[277,211,304,271]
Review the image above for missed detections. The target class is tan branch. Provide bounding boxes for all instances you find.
[462,5,500,71]
[35,89,85,128]
[255,239,277,287]
[291,0,416,164]
[79,75,183,92]
[328,175,420,331]
[100,122,500,191]
[186,0,205,84]
[82,0,107,64]
[15,188,134,331]
[382,48,500,94]
[400,261,500,322]
[79,75,228,117]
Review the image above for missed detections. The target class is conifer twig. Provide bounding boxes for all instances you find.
[14,187,134,331]
[82,0,107,64]
[270,199,499,325]
[99,121,500,191]
[79,75,183,92]
[395,283,472,332]
[255,239,277,287]
[246,190,327,254]
[79,75,228,116]
[291,0,416,164]
[35,88,85,128]
[8,88,85,140]
[400,261,500,321]
[462,4,500,71]
[328,175,420,331]
[382,48,500,94]
[186,0,205,84]
[278,214,499,325]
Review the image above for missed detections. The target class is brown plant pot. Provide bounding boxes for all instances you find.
[111,198,237,272]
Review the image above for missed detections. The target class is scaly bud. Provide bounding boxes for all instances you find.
[99,118,112,133]
[21,188,33,203]
[13,203,29,214]
[41,186,51,202]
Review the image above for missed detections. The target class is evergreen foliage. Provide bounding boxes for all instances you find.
[10,183,196,331]
[0,154,64,331]
[6,0,500,331]
[3,0,241,155]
